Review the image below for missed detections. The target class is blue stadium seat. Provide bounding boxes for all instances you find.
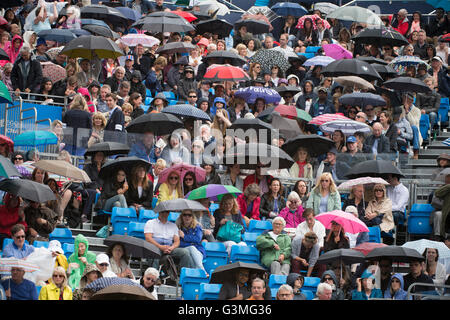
[36,286,42,297]
[198,283,222,300]
[302,289,315,300]
[62,243,74,259]
[162,91,177,101]
[242,232,259,247]
[268,274,287,294]
[410,203,434,214]
[168,212,180,222]
[49,228,74,244]
[248,220,272,235]
[127,221,146,239]
[368,226,381,243]
[2,238,29,251]
[305,46,321,53]
[303,277,321,293]
[144,97,153,107]
[202,242,228,273]
[229,245,260,264]
[111,207,138,235]
[139,209,158,222]
[408,212,433,235]
[152,197,158,209]
[419,113,430,141]
[439,97,449,125]
[180,268,209,300]
[33,240,49,249]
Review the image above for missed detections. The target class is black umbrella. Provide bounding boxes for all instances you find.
[155,41,196,55]
[125,113,184,136]
[90,284,155,300]
[345,159,404,179]
[0,155,21,178]
[321,59,383,82]
[104,234,161,259]
[82,24,119,39]
[195,19,233,38]
[37,29,77,44]
[154,198,207,213]
[60,35,124,59]
[132,11,195,33]
[372,63,398,79]
[234,18,270,35]
[383,76,431,94]
[0,179,56,203]
[352,27,409,47]
[99,156,151,180]
[281,134,334,158]
[202,50,247,67]
[210,262,267,284]
[375,86,402,107]
[316,248,366,265]
[229,118,274,132]
[356,56,388,65]
[84,141,131,158]
[80,5,129,26]
[0,48,9,61]
[162,104,212,122]
[365,246,425,263]
[275,86,301,96]
[0,0,23,8]
[338,92,386,107]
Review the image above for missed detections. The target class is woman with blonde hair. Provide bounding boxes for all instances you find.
[87,112,106,148]
[157,169,182,204]
[38,266,73,300]
[306,172,341,215]
[364,183,394,239]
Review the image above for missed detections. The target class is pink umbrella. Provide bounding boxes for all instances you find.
[40,61,67,84]
[159,163,206,184]
[296,14,330,30]
[322,43,353,60]
[308,113,350,125]
[120,34,160,47]
[315,210,369,234]
[352,242,387,255]
[337,176,389,191]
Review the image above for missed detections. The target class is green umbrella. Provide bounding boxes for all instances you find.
[0,80,13,104]
[185,184,242,202]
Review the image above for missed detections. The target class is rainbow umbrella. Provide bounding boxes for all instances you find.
[185,184,242,202]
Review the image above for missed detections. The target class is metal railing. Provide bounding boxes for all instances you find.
[407,282,450,300]
[8,91,69,109]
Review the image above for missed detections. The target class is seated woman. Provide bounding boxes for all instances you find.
[256,217,292,275]
[289,147,314,179]
[306,172,341,216]
[44,178,67,224]
[24,200,58,244]
[364,183,394,242]
[83,151,105,221]
[292,180,310,204]
[331,129,347,153]
[160,132,190,166]
[106,242,135,279]
[383,273,410,300]
[323,220,350,253]
[199,162,221,186]
[68,234,97,290]
[140,267,160,300]
[220,164,244,191]
[291,232,321,277]
[259,178,286,221]
[213,194,247,255]
[195,198,216,242]
[182,171,198,197]
[343,184,368,219]
[157,170,182,204]
[286,273,307,300]
[125,165,153,216]
[176,210,208,275]
[97,169,128,213]
[236,183,261,227]
[351,270,382,300]
[38,266,73,300]
[278,191,305,229]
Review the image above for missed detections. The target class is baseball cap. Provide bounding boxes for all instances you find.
[431,56,443,64]
[318,86,327,93]
[347,136,357,143]
[96,253,110,265]
[125,55,134,61]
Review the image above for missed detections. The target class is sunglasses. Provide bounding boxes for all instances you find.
[145,277,156,282]
[365,108,374,111]
[14,157,23,160]
[169,176,178,180]
[99,263,109,267]
[189,95,197,98]
[374,189,384,192]
[184,177,193,181]
[321,179,330,182]
[324,277,333,281]
[53,274,65,278]
[14,235,25,239]
[391,279,401,283]
[183,214,193,217]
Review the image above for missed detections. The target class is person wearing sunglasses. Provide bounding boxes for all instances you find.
[308,172,341,216]
[177,65,198,101]
[383,273,410,300]
[72,263,102,300]
[320,270,345,300]
[67,234,97,289]
[157,170,182,204]
[140,267,160,300]
[1,224,34,259]
[38,266,73,300]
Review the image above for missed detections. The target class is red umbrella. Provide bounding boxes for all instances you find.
[0,135,14,154]
[203,64,250,82]
[308,113,350,126]
[171,10,197,22]
[440,33,450,43]
[352,242,388,256]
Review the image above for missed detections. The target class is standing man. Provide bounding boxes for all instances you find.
[104,93,125,143]
[11,46,43,95]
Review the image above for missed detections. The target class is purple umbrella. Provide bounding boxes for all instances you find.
[234,86,281,105]
[323,43,353,60]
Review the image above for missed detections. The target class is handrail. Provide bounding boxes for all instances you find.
[407,282,450,300]
[8,91,68,108]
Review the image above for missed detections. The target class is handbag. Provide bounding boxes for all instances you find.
[431,194,443,210]
[217,220,244,243]
[96,225,110,238]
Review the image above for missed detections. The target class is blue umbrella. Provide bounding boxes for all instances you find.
[338,92,386,107]
[116,6,142,22]
[37,29,77,43]
[443,137,450,147]
[303,55,335,67]
[70,28,92,37]
[270,2,308,17]
[81,18,109,28]
[162,104,212,121]
[85,277,144,292]
[234,86,281,105]
[13,130,58,147]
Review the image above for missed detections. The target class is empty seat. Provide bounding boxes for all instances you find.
[49,228,74,244]
[139,209,158,222]
[368,227,381,243]
[303,277,321,292]
[408,212,433,235]
[410,203,434,214]
[33,240,49,249]
[180,268,209,300]
[202,242,228,273]
[242,232,259,247]
[419,114,430,141]
[111,207,138,235]
[198,283,222,300]
[302,289,315,300]
[62,243,74,259]
[248,220,272,234]
[268,274,287,292]
[229,245,259,264]
[127,221,146,239]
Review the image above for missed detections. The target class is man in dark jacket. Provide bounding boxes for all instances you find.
[363,122,391,156]
[416,76,441,135]
[11,46,43,95]
[308,87,334,117]
[167,56,188,92]
[403,259,434,299]
[104,93,125,143]
[321,270,345,300]
[104,66,125,93]
[177,65,198,101]
[129,70,146,98]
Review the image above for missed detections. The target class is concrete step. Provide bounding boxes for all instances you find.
[426,141,450,149]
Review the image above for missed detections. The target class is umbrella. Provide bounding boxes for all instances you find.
[104,234,161,259]
[383,76,431,94]
[202,51,247,67]
[162,104,212,122]
[158,163,206,184]
[357,57,388,65]
[0,135,13,153]
[439,33,450,43]
[153,198,207,213]
[0,48,9,61]
[132,11,195,33]
[352,27,409,47]
[365,246,425,263]
[99,156,151,180]
[313,2,339,15]
[352,242,387,256]
[203,65,250,83]
[257,104,312,122]
[210,262,266,284]
[322,43,353,60]
[345,159,404,179]
[37,29,76,43]
[80,5,129,26]
[246,6,278,23]
[84,141,130,158]
[296,14,330,30]
[309,113,350,126]
[125,113,184,136]
[0,178,56,203]
[171,10,197,22]
[0,258,40,274]
[234,18,271,35]
[275,86,301,97]
[91,284,155,300]
[229,118,274,132]
[442,137,450,147]
[45,46,64,60]
[337,176,389,191]
[61,35,124,60]
[0,155,21,178]
[326,6,383,26]
[433,168,450,183]
[271,2,308,17]
[372,63,398,79]
[33,160,92,183]
[319,119,372,136]
[156,41,196,55]
[333,76,375,91]
[338,92,386,107]
[233,86,281,105]
[270,113,303,141]
[316,248,366,265]
[390,55,429,69]
[195,19,233,38]
[115,6,142,23]
[119,34,160,48]
[193,0,230,17]
[13,130,58,147]
[250,49,290,72]
[281,134,334,158]
[402,239,450,259]
[0,0,24,9]
[0,80,13,104]
[224,143,294,170]
[184,184,242,202]
[80,18,110,28]
[40,62,67,84]
[315,210,369,234]
[303,55,335,67]
[86,277,145,292]
[321,59,383,82]
[82,24,119,39]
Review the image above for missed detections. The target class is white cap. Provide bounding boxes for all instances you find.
[48,240,64,254]
[96,253,110,265]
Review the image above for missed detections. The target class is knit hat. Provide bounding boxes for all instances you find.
[36,37,46,47]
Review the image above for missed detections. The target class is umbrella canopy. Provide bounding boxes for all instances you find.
[99,156,151,180]
[156,41,196,55]
[352,27,409,47]
[390,55,428,68]
[185,184,242,202]
[250,49,290,72]
[86,277,145,292]
[210,262,266,284]
[315,210,369,234]
[309,113,350,126]
[257,104,312,122]
[37,28,77,43]
[170,10,197,22]
[80,18,110,28]
[80,5,129,26]
[271,2,308,17]
[158,163,206,184]
[233,86,281,105]
[281,134,334,158]
[132,11,195,33]
[84,141,130,158]
[125,113,184,136]
[0,80,13,104]
[0,178,56,203]
[0,258,40,274]
[104,234,161,259]
[61,35,124,59]
[203,65,250,83]
[270,113,303,141]
[338,92,386,107]
[229,118,274,132]
[33,160,91,182]
[115,6,142,23]
[275,86,301,97]
[319,119,372,136]
[338,176,389,191]
[153,198,207,213]
[0,155,21,178]
[296,14,330,30]
[439,33,450,43]
[195,18,233,38]
[322,43,352,60]
[321,59,383,82]
[402,239,450,259]
[119,34,160,47]
[82,24,119,39]
[40,62,67,84]
[366,246,425,263]
[333,76,375,91]
[234,18,271,35]
[13,130,58,147]
[352,242,387,256]
[316,248,366,265]
[357,56,388,65]
[326,6,383,26]
[313,2,339,15]
[345,159,404,179]
[372,63,398,79]
[91,284,155,300]
[162,104,212,122]
[202,50,247,67]
[45,46,65,60]
[383,76,431,94]
[0,0,24,9]
[303,55,335,67]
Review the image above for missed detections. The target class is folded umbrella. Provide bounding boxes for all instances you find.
[319,119,372,136]
[195,19,233,38]
[345,159,404,179]
[0,179,56,203]
[99,156,151,180]
[322,43,353,60]
[33,160,92,183]
[162,104,211,122]
[125,112,184,136]
[156,41,196,55]
[104,234,161,259]
[0,155,21,178]
[84,141,130,158]
[185,184,242,202]
[37,29,77,43]
[281,134,334,158]
[13,130,58,147]
[210,262,266,284]
[158,163,206,184]
[153,198,207,213]
[315,210,369,234]
[338,92,386,107]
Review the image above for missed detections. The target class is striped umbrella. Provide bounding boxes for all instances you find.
[86,277,144,292]
[308,113,350,126]
[319,119,372,136]
[303,55,335,67]
[0,258,40,274]
[337,176,389,191]
[185,184,242,202]
[389,55,429,73]
[443,137,450,147]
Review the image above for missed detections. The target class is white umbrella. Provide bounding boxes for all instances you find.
[190,0,230,16]
[326,6,383,26]
[319,119,372,136]
[338,176,389,191]
[313,2,339,15]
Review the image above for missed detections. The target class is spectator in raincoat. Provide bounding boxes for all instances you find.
[384,273,410,300]
[67,234,97,289]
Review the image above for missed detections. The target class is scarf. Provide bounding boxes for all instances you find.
[296,160,306,178]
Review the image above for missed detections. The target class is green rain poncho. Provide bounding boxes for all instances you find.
[68,234,97,289]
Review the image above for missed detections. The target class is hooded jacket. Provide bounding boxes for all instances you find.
[210,97,228,118]
[4,34,23,64]
[321,270,345,300]
[177,67,198,101]
[78,87,96,112]
[129,70,146,99]
[67,234,97,289]
[160,132,190,165]
[384,273,410,300]
[286,273,307,300]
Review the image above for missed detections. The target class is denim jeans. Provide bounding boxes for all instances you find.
[429,112,438,128]
[103,194,127,212]
[411,125,420,150]
[185,245,206,272]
